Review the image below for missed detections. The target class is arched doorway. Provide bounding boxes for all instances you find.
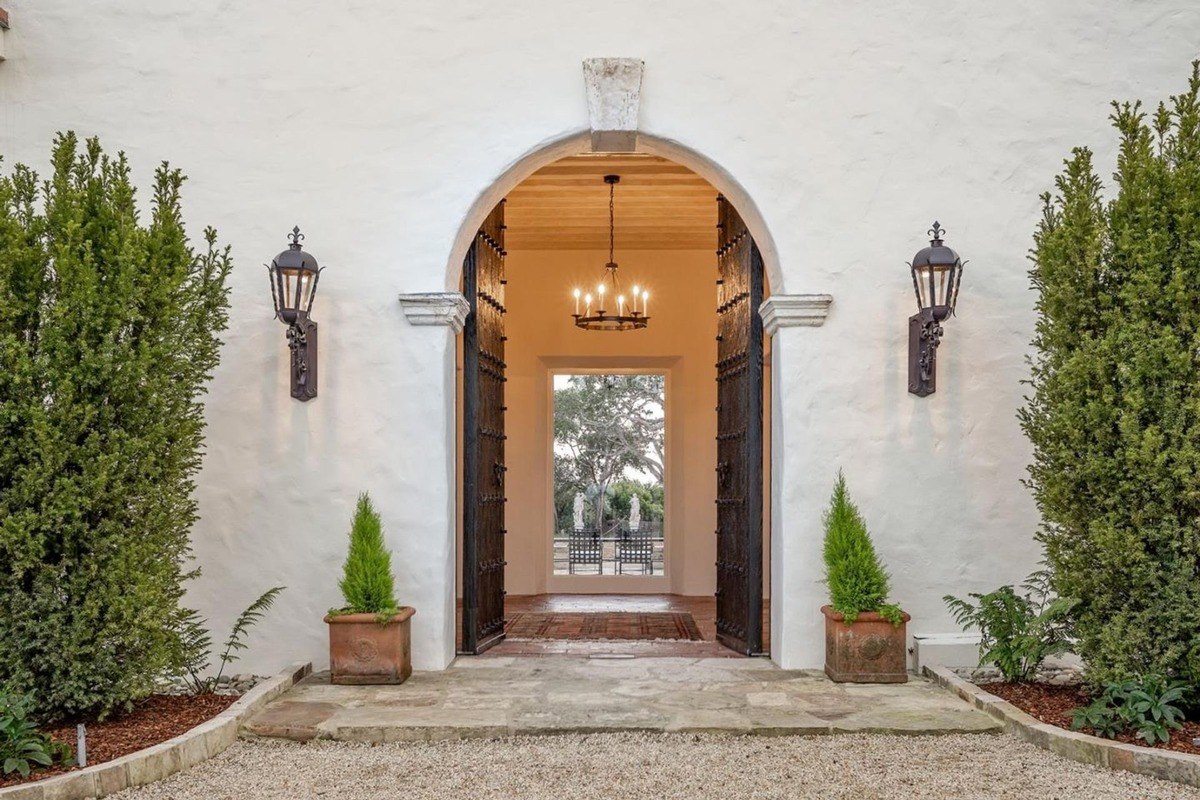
[444,132,785,294]
[454,139,779,659]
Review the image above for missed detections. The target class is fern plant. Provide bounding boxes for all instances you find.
[944,569,1075,682]
[822,471,903,624]
[333,493,399,616]
[177,586,285,695]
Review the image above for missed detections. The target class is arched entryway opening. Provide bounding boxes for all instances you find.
[444,132,785,294]
[452,134,781,659]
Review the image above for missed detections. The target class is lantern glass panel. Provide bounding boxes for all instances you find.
[297,268,315,311]
[916,263,956,311]
[277,266,316,314]
[915,266,931,309]
[933,263,951,308]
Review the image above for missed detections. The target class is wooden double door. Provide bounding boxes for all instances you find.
[460,197,765,656]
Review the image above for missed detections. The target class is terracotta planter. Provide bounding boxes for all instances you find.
[324,607,415,685]
[821,605,910,683]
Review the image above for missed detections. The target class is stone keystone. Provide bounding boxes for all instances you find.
[583,58,645,152]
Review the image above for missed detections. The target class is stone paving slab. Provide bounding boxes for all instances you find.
[243,657,999,742]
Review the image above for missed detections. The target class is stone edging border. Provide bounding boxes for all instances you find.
[0,661,312,800]
[924,665,1200,788]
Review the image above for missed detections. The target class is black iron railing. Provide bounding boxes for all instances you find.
[553,522,665,575]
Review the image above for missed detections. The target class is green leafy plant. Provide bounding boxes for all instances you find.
[176,587,285,695]
[332,493,398,617]
[1071,675,1189,745]
[944,570,1077,682]
[822,471,903,625]
[0,134,233,720]
[1020,62,1200,688]
[0,689,71,778]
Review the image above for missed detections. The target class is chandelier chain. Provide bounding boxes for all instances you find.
[608,178,615,265]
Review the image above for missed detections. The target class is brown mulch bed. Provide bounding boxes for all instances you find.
[0,693,238,789]
[982,681,1200,756]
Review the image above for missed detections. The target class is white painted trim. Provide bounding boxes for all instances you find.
[398,292,470,333]
[759,294,833,334]
[583,58,644,152]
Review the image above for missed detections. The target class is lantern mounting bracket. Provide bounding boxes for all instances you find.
[908,309,943,397]
[286,314,319,401]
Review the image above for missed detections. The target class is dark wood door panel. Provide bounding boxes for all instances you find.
[714,196,765,656]
[461,201,507,655]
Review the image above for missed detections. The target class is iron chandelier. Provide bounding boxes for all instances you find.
[571,174,650,331]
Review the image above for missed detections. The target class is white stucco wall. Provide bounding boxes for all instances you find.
[1,1,1197,672]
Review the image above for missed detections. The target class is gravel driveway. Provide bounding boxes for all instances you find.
[117,733,1200,800]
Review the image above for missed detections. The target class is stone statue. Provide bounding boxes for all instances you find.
[629,494,641,532]
[573,492,585,530]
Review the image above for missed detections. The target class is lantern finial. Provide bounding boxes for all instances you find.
[928,221,944,245]
[288,226,305,249]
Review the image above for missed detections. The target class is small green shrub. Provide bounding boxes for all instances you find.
[0,690,71,778]
[176,586,285,695]
[1071,675,1189,745]
[944,570,1076,682]
[334,494,398,616]
[822,472,902,625]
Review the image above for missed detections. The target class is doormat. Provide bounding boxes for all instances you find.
[505,612,704,642]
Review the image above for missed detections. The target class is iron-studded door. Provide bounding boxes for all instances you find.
[714,196,765,656]
[461,201,507,655]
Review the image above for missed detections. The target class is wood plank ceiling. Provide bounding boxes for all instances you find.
[504,154,719,251]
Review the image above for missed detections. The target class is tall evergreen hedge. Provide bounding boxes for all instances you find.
[0,134,232,719]
[1021,64,1200,687]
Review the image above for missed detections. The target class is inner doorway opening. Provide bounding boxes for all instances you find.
[457,152,771,657]
[553,372,666,578]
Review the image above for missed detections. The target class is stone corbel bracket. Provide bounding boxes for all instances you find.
[398,292,470,334]
[0,8,10,62]
[583,58,644,152]
[759,294,833,335]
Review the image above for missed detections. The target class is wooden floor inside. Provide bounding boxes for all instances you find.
[458,594,770,658]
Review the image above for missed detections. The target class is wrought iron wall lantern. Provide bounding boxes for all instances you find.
[267,226,324,401]
[908,222,964,397]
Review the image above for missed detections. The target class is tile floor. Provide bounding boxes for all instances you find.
[457,594,771,658]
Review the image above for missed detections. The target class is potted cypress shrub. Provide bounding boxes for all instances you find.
[821,472,910,683]
[324,493,415,685]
